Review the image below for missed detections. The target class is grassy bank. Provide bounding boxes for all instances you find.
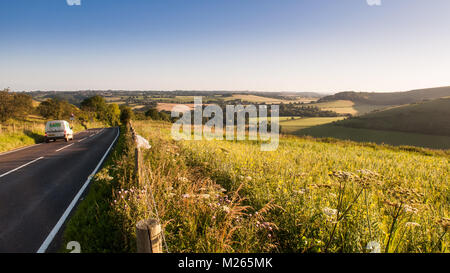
[61,125,136,252]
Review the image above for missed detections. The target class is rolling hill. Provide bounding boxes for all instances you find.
[319,86,450,106]
[335,97,450,136]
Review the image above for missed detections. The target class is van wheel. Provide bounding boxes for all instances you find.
[65,138,69,142]
[45,139,49,143]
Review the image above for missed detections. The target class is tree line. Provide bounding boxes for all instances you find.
[0,89,134,126]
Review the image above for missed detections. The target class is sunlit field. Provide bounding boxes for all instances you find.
[127,120,449,253]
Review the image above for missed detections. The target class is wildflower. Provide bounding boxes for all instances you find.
[405,222,421,228]
[178,177,189,183]
[198,194,210,199]
[366,241,381,253]
[246,176,252,181]
[404,205,418,214]
[330,170,358,182]
[222,205,230,213]
[322,207,337,217]
[182,194,190,198]
[296,189,307,194]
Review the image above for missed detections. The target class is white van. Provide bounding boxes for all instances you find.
[45,120,74,142]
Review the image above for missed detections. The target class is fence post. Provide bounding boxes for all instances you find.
[136,218,163,253]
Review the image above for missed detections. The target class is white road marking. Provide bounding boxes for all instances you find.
[0,157,44,178]
[37,128,120,253]
[78,137,86,143]
[55,143,74,152]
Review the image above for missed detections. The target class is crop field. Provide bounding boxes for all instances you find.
[224,94,318,104]
[310,100,390,116]
[126,120,449,253]
[279,117,345,134]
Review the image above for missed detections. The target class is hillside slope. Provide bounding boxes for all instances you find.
[335,97,450,136]
[319,86,450,105]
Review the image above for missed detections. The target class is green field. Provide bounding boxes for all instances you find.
[309,100,391,116]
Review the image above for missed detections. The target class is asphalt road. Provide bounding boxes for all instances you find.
[0,127,119,253]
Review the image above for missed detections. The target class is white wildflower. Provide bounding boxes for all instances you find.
[322,207,337,217]
[366,241,381,253]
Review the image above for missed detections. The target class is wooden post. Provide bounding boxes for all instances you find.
[136,218,163,253]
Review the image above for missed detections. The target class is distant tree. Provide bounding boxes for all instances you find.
[81,96,120,126]
[145,108,159,120]
[0,88,33,122]
[37,98,76,120]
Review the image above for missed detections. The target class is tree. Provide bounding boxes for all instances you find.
[145,108,159,120]
[37,98,76,120]
[106,103,121,126]
[0,88,33,122]
[120,105,134,125]
[81,96,120,126]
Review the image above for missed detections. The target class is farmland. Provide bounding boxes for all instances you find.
[98,120,449,253]
[279,117,345,134]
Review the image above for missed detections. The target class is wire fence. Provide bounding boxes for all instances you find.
[129,122,169,253]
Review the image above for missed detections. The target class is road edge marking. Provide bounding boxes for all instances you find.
[36,127,120,253]
[0,156,45,178]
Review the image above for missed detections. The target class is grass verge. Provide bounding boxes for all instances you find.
[61,125,136,252]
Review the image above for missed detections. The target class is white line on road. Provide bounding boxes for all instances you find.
[78,137,86,143]
[55,143,74,152]
[37,127,120,253]
[0,157,45,178]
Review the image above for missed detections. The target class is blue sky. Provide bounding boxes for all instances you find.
[1,0,449,92]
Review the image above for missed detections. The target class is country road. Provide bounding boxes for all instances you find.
[0,127,119,253]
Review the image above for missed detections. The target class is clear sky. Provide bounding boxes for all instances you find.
[1,0,449,93]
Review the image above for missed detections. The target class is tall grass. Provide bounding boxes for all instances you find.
[130,120,448,253]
